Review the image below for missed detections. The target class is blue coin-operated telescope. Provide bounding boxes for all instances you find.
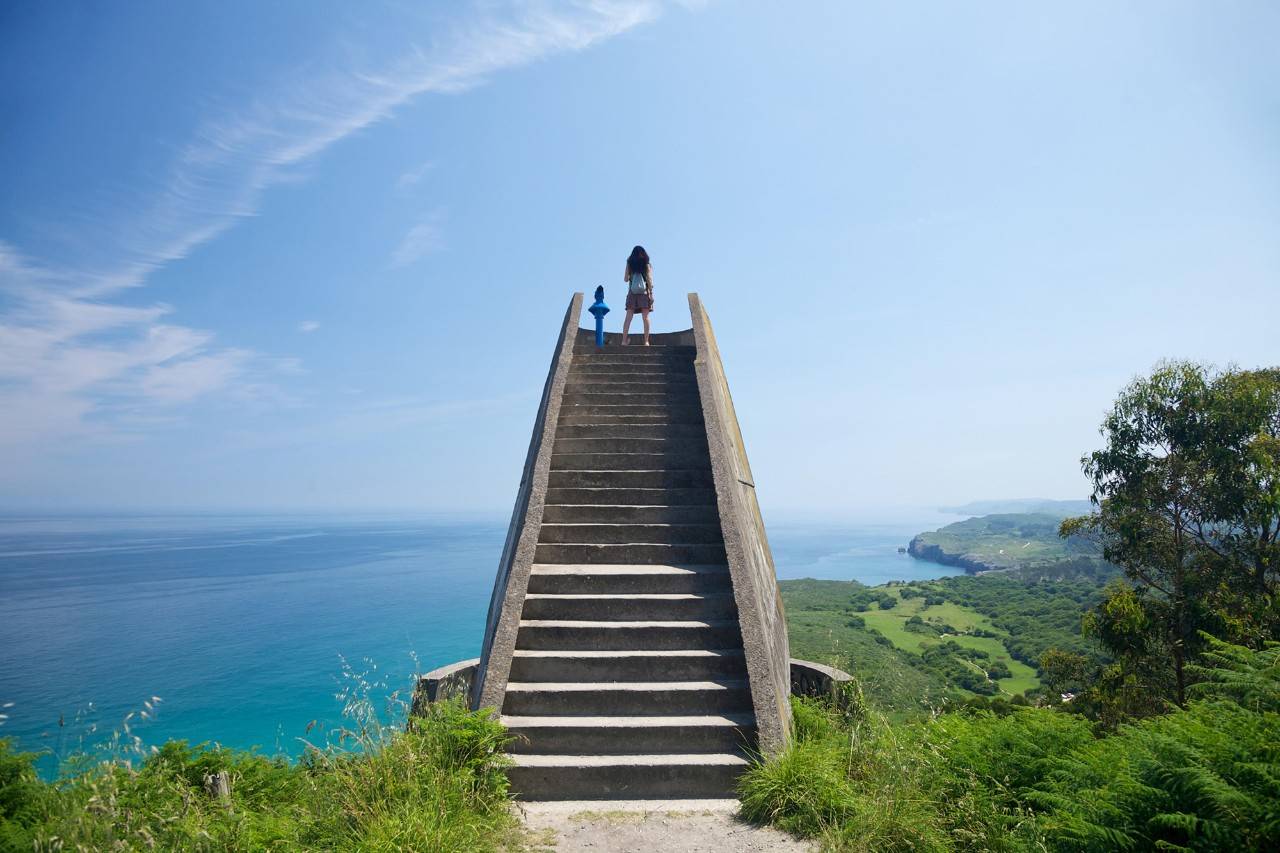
[588,285,610,349]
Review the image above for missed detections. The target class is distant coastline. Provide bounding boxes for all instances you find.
[907,509,1109,578]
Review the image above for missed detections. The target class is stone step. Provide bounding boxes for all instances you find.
[570,358,693,372]
[558,413,702,426]
[570,343,691,350]
[502,681,753,716]
[538,523,723,545]
[503,714,756,755]
[559,404,704,420]
[514,619,743,651]
[543,487,717,507]
[565,371,696,384]
[572,350,695,361]
[550,451,710,470]
[541,504,719,524]
[509,649,747,682]
[534,543,728,564]
[522,593,737,622]
[555,423,706,439]
[563,391,698,407]
[548,470,714,489]
[553,437,709,455]
[506,753,749,801]
[526,564,732,595]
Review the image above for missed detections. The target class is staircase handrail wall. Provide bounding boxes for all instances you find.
[471,292,584,709]
[687,293,793,754]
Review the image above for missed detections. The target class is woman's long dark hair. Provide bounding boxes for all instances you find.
[626,245,650,278]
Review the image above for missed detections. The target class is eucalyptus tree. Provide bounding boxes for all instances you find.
[1063,362,1280,709]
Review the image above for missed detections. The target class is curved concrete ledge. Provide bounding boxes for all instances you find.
[789,658,853,700]
[412,658,480,715]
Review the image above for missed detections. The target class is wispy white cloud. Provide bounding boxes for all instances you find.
[298,320,321,333]
[396,159,436,190]
[390,216,445,268]
[0,1,672,447]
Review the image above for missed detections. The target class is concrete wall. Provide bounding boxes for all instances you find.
[688,293,793,754]
[790,659,853,701]
[471,293,584,709]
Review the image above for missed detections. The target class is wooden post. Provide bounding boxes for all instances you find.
[203,771,232,811]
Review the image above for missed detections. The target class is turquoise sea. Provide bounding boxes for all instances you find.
[0,511,962,775]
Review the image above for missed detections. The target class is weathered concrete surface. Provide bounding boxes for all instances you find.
[472,293,584,710]
[411,657,478,715]
[688,293,792,755]
[519,803,817,852]
[789,658,853,700]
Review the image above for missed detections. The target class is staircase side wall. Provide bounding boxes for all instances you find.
[472,293,584,709]
[687,293,793,754]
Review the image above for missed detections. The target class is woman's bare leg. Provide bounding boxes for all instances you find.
[641,309,651,345]
[622,308,635,344]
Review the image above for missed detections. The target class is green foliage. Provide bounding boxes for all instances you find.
[928,575,1107,666]
[0,700,515,853]
[744,640,1280,852]
[781,579,959,714]
[1067,362,1280,709]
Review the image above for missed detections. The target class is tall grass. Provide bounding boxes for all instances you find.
[740,637,1280,852]
[0,670,517,852]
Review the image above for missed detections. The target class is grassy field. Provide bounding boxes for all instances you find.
[782,580,1042,701]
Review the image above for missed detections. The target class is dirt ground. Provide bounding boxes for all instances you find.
[517,802,818,852]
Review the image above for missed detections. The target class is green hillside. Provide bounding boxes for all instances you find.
[907,512,1111,578]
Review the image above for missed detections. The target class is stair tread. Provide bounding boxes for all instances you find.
[509,753,749,767]
[506,681,748,692]
[525,593,731,600]
[502,714,755,727]
[530,564,728,574]
[512,649,743,658]
[519,619,736,629]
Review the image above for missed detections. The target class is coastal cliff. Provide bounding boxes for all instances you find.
[907,512,1109,578]
[906,536,994,573]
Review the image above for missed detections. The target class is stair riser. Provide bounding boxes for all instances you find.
[515,623,743,651]
[570,340,691,350]
[543,487,717,506]
[503,686,753,716]
[558,415,699,426]
[527,569,732,595]
[509,653,747,682]
[571,352,694,361]
[553,437,709,455]
[538,524,723,545]
[555,424,706,439]
[541,504,719,524]
[550,452,711,470]
[521,596,737,622]
[506,724,755,755]
[563,392,699,407]
[569,362,693,374]
[507,762,744,801]
[535,543,728,564]
[566,376,696,388]
[559,405,704,420]
[548,470,714,489]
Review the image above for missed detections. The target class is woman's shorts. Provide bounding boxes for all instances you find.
[626,291,652,312]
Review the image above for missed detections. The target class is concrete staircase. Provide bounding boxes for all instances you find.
[503,337,755,800]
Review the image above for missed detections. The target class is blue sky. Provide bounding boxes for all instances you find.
[2,0,1278,516]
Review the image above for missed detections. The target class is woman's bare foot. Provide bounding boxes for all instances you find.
[643,339,651,346]
[621,337,629,346]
